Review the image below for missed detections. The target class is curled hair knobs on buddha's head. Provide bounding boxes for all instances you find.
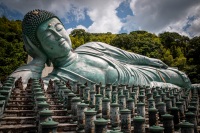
[22,9,59,47]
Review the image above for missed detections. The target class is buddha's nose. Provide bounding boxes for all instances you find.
[49,28,62,40]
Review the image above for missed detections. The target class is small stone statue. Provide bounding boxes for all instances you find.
[10,9,191,89]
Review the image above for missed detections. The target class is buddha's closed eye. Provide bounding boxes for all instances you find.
[43,31,53,40]
[56,24,63,31]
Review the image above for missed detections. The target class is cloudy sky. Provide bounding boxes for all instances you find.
[0,0,200,37]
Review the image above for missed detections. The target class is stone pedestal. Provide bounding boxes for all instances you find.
[118,94,126,110]
[179,98,186,112]
[160,91,166,101]
[95,94,103,114]
[40,120,58,133]
[67,92,76,110]
[71,97,82,120]
[147,92,153,100]
[100,86,106,98]
[37,101,49,112]
[77,103,89,131]
[149,125,164,133]
[170,107,180,130]
[155,94,162,105]
[156,102,166,121]
[39,109,54,132]
[102,98,110,119]
[105,88,111,100]
[90,90,96,108]
[95,84,100,94]
[120,109,131,133]
[118,87,123,96]
[72,81,78,93]
[148,108,158,126]
[185,112,197,133]
[179,121,194,133]
[165,98,172,113]
[85,109,97,133]
[112,91,118,103]
[148,97,155,108]
[80,85,86,98]
[133,116,145,133]
[176,101,184,119]
[124,89,129,100]
[84,87,90,103]
[169,95,176,107]
[137,101,145,117]
[130,92,136,104]
[138,94,145,103]
[162,114,174,133]
[0,95,6,115]
[90,82,96,92]
[94,118,108,133]
[127,98,135,117]
[110,103,120,127]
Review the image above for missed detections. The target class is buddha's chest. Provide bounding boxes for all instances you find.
[66,55,118,84]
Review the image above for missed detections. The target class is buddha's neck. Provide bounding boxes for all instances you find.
[52,50,78,67]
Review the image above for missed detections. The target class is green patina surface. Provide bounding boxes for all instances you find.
[10,9,191,89]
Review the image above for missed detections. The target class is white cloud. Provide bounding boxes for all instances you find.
[1,0,200,37]
[0,0,124,34]
[124,0,200,37]
[187,17,200,37]
[86,0,123,33]
[66,25,87,34]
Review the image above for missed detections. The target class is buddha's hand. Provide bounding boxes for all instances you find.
[23,35,47,63]
[147,58,168,69]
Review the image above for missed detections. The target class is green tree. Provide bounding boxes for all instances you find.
[0,17,27,82]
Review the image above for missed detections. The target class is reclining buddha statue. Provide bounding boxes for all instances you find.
[10,9,191,89]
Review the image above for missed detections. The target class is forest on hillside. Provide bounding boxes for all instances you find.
[0,16,200,84]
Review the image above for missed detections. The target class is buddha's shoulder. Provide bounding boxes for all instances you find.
[75,42,109,51]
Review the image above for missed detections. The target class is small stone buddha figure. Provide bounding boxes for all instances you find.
[10,9,191,89]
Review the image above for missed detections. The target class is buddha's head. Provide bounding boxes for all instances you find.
[22,9,72,61]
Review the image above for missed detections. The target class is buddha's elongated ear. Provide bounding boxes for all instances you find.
[23,35,47,62]
[23,35,35,58]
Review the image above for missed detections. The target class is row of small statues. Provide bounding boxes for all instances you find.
[0,77,199,133]
[42,78,199,132]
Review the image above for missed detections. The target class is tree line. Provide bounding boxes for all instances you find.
[0,17,200,83]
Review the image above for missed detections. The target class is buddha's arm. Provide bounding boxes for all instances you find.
[10,58,45,86]
[76,42,168,68]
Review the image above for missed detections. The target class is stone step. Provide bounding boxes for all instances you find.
[57,123,77,132]
[6,105,34,110]
[52,115,72,123]
[12,88,32,91]
[47,97,60,100]
[10,93,33,97]
[1,116,36,125]
[45,95,59,99]
[9,96,33,98]
[8,100,34,105]
[11,90,32,93]
[9,97,33,101]
[0,124,36,133]
[47,100,63,105]
[45,90,56,94]
[3,110,36,117]
[8,98,34,102]
[51,110,68,116]
[57,131,77,133]
[49,105,64,110]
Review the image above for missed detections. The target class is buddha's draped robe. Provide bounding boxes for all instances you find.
[44,42,191,88]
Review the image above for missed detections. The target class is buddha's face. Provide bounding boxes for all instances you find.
[37,18,72,60]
